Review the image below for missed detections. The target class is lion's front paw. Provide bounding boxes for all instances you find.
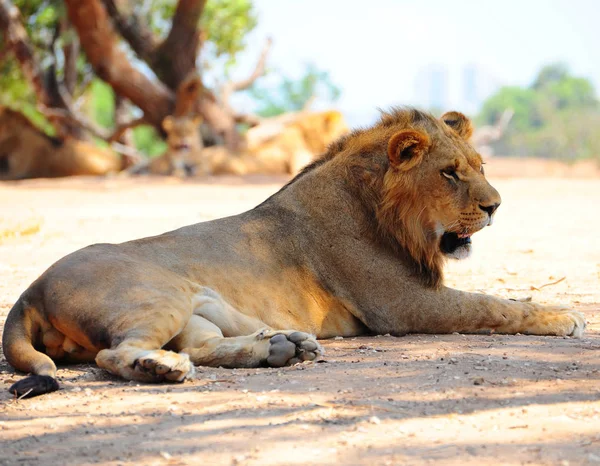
[523,306,586,338]
[134,350,195,382]
[265,331,323,367]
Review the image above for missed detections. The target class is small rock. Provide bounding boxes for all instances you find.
[473,377,485,385]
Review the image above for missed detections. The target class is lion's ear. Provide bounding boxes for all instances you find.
[441,111,473,140]
[387,130,430,171]
[162,116,174,132]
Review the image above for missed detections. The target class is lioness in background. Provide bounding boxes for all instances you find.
[0,107,123,179]
[3,108,585,398]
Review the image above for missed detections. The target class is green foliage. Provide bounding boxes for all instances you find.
[132,126,168,157]
[249,64,342,117]
[1,0,256,153]
[478,63,600,161]
[89,80,115,129]
[0,56,56,135]
[87,80,165,157]
[202,0,257,72]
[140,0,257,73]
[0,1,62,134]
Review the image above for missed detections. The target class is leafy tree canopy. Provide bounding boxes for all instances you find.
[478,63,600,161]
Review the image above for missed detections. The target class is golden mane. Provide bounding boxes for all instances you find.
[285,107,465,287]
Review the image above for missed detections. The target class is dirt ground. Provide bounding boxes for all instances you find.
[0,159,599,466]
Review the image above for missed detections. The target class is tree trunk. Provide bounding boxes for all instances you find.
[61,19,79,96]
[114,95,136,147]
[97,0,242,150]
[64,0,175,130]
[199,93,243,151]
[151,0,206,91]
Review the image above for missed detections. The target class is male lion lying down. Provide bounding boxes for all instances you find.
[3,108,585,398]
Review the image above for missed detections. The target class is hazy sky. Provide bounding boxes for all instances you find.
[232,0,600,126]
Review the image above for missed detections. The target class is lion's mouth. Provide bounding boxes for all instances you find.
[440,231,472,256]
[174,144,191,151]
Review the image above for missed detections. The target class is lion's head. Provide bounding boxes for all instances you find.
[294,110,349,155]
[308,107,501,287]
[162,115,203,153]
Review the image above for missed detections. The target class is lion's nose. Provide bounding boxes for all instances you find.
[479,202,500,217]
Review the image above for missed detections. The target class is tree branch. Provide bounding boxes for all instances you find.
[65,0,175,130]
[38,105,109,139]
[220,37,272,113]
[108,116,146,143]
[0,0,51,107]
[100,0,157,63]
[0,0,81,138]
[234,112,262,127]
[151,0,206,90]
[173,71,203,116]
[60,18,79,96]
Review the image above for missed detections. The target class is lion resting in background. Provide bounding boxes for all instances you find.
[210,110,349,175]
[138,110,349,177]
[3,107,585,398]
[0,107,122,180]
[128,115,207,177]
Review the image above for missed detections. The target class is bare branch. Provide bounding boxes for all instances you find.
[108,116,146,143]
[302,94,316,111]
[472,109,515,148]
[61,19,79,95]
[233,112,262,128]
[100,0,157,63]
[38,105,110,139]
[40,102,147,146]
[111,141,145,167]
[221,37,272,112]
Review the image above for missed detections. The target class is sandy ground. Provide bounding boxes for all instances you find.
[0,161,599,465]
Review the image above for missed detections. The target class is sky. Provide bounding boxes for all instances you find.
[232,0,600,126]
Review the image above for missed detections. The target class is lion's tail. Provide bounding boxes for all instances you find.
[2,298,59,398]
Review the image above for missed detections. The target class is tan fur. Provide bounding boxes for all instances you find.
[206,110,349,175]
[0,107,122,179]
[130,115,206,177]
[3,107,585,396]
[134,110,349,177]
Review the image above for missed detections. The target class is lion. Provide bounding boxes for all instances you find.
[0,107,123,180]
[128,115,206,177]
[210,110,349,175]
[3,107,585,398]
[130,110,348,177]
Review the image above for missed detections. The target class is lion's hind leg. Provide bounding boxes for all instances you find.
[94,305,195,383]
[169,315,322,368]
[96,343,194,383]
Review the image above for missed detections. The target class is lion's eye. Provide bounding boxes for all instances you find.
[441,168,459,182]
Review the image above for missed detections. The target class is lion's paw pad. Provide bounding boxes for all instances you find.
[134,350,194,382]
[267,332,322,367]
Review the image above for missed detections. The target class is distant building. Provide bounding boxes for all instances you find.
[415,63,500,114]
[415,64,448,111]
